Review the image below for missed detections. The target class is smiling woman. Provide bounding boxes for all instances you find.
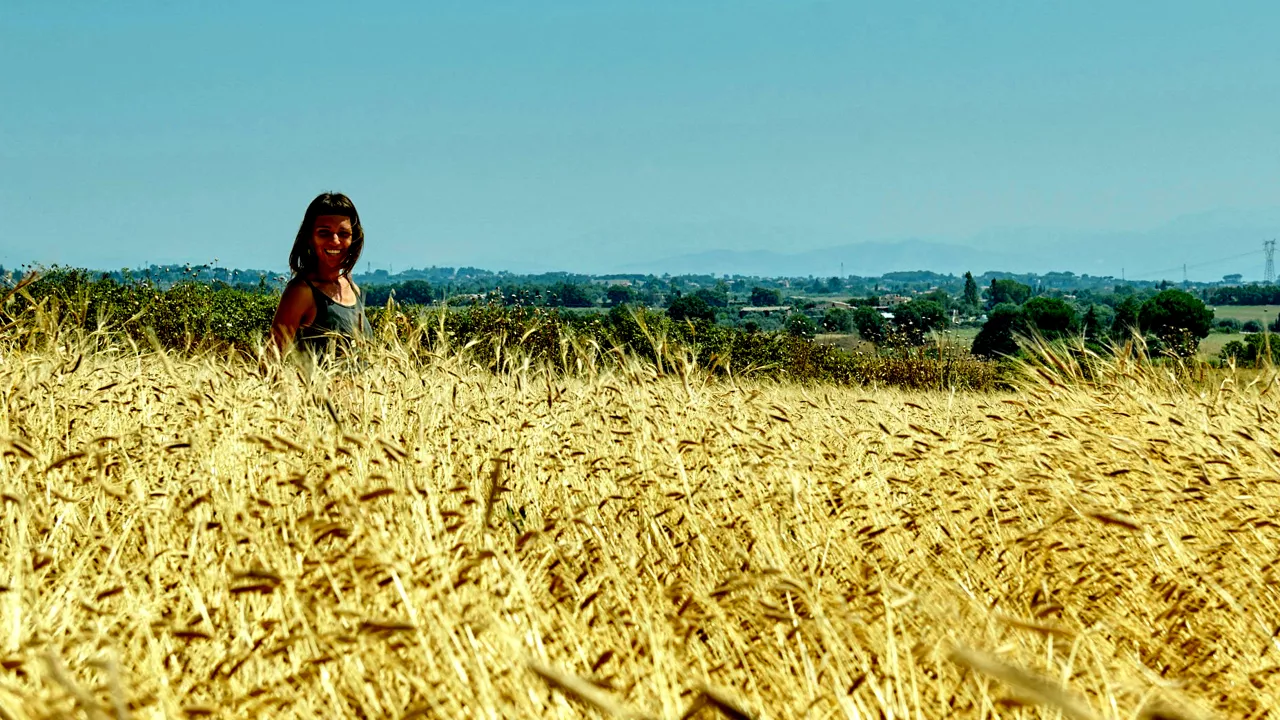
[270,192,374,359]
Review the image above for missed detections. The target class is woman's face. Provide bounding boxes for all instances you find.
[310,215,354,275]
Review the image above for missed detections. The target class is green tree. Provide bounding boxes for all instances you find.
[888,304,926,345]
[605,285,635,307]
[1138,289,1214,357]
[666,294,716,323]
[902,299,948,333]
[749,286,783,307]
[962,272,980,309]
[972,303,1024,358]
[1022,296,1079,340]
[825,276,844,294]
[1111,296,1142,341]
[1081,304,1103,342]
[987,279,1032,308]
[394,279,435,305]
[920,289,952,311]
[853,306,887,344]
[822,307,853,333]
[693,287,728,308]
[546,282,595,308]
[785,313,818,340]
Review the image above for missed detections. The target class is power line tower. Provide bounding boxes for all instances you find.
[1266,239,1277,284]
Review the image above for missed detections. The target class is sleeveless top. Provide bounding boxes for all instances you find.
[296,278,373,357]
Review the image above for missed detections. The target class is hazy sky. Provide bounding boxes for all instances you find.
[4,1,1280,274]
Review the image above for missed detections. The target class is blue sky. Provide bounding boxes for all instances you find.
[4,1,1280,276]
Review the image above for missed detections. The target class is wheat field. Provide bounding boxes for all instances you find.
[0,333,1276,718]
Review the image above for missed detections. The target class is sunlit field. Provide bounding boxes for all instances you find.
[1207,305,1279,326]
[0,332,1276,718]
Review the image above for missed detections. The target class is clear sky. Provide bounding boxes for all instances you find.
[4,1,1280,275]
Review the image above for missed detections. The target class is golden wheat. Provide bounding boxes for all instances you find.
[0,334,1273,718]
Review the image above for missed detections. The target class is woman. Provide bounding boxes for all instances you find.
[270,192,374,359]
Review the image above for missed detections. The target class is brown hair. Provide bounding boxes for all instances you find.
[288,192,365,277]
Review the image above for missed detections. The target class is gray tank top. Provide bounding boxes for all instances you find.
[297,278,373,356]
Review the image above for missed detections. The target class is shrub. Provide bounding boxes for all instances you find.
[1219,332,1280,367]
[6,268,1007,391]
[785,313,818,340]
[1214,318,1242,333]
[822,307,853,333]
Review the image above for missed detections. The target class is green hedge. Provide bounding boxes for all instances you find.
[5,268,1008,390]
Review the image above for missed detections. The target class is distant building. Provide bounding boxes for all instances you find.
[738,306,791,317]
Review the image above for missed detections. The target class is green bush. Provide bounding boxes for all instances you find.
[6,268,1007,391]
[822,307,853,333]
[15,268,276,351]
[785,313,818,340]
[1219,333,1280,367]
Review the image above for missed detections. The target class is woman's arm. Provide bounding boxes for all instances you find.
[270,279,316,357]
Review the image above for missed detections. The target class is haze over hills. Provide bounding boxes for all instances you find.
[7,207,1278,284]
[609,208,1280,281]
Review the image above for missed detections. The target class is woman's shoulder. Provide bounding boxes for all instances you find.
[281,276,318,303]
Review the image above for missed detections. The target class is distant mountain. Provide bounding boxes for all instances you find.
[620,208,1280,280]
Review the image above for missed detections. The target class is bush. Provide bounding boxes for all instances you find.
[6,268,1008,391]
[785,313,818,340]
[15,268,276,352]
[1243,320,1264,333]
[1214,318,1242,333]
[822,307,853,333]
[1220,333,1280,367]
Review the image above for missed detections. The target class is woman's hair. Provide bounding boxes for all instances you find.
[288,192,365,277]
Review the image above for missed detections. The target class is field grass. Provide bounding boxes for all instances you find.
[1198,332,1236,359]
[1202,306,1279,359]
[1209,305,1280,325]
[0,333,1276,718]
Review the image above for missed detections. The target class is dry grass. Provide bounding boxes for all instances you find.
[0,330,1276,718]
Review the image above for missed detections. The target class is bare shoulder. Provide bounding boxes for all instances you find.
[274,277,317,325]
[347,276,362,295]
